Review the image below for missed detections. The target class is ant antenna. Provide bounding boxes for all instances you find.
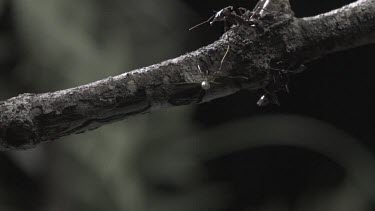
[189,15,215,31]
[250,8,271,19]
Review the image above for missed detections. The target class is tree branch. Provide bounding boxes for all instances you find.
[298,0,375,61]
[1,0,374,150]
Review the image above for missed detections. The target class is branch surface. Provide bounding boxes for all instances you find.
[1,0,375,150]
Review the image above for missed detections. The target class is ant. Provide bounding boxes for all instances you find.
[189,6,257,70]
[189,1,270,71]
[256,63,306,106]
[189,1,293,106]
[189,0,270,31]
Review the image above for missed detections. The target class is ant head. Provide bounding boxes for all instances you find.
[210,6,233,25]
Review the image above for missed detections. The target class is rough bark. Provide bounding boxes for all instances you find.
[1,0,374,150]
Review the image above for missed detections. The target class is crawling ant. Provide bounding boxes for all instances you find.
[189,0,270,31]
[189,1,296,106]
[256,63,306,106]
[189,1,270,71]
[189,6,257,70]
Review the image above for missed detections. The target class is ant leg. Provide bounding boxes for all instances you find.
[238,7,247,16]
[189,14,215,31]
[197,90,206,103]
[226,75,249,80]
[285,84,290,93]
[220,20,230,70]
[197,64,209,75]
[268,66,290,73]
[251,0,266,19]
[197,64,203,74]
[251,6,271,20]
[220,43,230,70]
[223,17,229,31]
[269,64,306,74]
[172,82,196,85]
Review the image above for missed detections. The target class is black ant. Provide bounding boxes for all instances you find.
[256,63,306,106]
[189,6,255,70]
[189,0,270,31]
[189,1,294,106]
[188,1,270,70]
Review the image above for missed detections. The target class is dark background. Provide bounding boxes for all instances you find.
[1,0,375,210]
